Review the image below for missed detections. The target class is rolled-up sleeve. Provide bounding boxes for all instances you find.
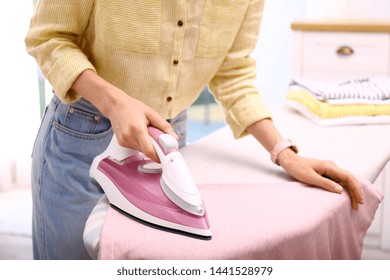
[25,0,96,103]
[209,0,271,138]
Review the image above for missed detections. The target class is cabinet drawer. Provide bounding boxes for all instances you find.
[302,32,390,75]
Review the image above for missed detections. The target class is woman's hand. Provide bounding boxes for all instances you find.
[71,69,177,162]
[247,118,364,210]
[278,148,364,210]
[105,92,176,163]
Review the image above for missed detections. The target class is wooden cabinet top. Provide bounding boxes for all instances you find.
[291,20,390,32]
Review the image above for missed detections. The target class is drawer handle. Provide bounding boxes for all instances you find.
[336,46,354,56]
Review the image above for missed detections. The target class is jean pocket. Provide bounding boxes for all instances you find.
[53,102,112,139]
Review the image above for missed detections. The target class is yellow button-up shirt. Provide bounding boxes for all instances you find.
[25,0,271,138]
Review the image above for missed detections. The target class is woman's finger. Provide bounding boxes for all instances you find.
[316,162,364,207]
[298,168,344,193]
[146,110,179,140]
[285,157,364,210]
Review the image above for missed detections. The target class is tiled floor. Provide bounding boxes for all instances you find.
[1,104,389,260]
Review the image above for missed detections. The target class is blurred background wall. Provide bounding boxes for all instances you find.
[0,1,40,190]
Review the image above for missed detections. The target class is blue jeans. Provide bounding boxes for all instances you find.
[31,95,187,259]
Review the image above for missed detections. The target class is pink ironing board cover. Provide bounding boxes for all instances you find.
[98,177,382,260]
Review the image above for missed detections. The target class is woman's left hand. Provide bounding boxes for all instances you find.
[277,148,365,210]
[247,118,364,210]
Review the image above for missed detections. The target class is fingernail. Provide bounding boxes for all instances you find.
[334,184,343,193]
[172,132,179,140]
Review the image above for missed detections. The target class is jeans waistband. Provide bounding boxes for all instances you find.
[51,94,104,115]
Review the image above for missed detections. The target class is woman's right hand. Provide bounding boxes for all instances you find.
[106,92,177,163]
[71,70,177,162]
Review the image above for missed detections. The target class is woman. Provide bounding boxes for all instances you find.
[25,0,363,259]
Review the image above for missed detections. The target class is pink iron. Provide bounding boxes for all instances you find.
[90,126,212,239]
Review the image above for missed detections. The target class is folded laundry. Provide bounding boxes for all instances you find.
[286,99,390,126]
[290,77,390,103]
[286,90,390,119]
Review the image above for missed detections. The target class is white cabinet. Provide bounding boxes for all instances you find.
[291,20,390,252]
[291,21,390,80]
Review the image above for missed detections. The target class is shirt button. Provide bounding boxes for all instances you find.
[173,59,179,65]
[177,20,184,27]
[166,96,173,102]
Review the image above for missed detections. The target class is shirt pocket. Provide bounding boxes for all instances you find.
[95,0,162,53]
[196,0,249,58]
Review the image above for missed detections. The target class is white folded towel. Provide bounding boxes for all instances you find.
[290,77,390,104]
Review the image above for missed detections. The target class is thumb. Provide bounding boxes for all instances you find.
[137,128,160,163]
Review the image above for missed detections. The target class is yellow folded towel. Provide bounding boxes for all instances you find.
[286,90,390,119]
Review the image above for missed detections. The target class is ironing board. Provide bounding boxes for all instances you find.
[83,105,389,259]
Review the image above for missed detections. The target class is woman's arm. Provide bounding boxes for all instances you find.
[26,1,176,162]
[207,0,364,210]
[247,119,364,210]
[25,0,96,103]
